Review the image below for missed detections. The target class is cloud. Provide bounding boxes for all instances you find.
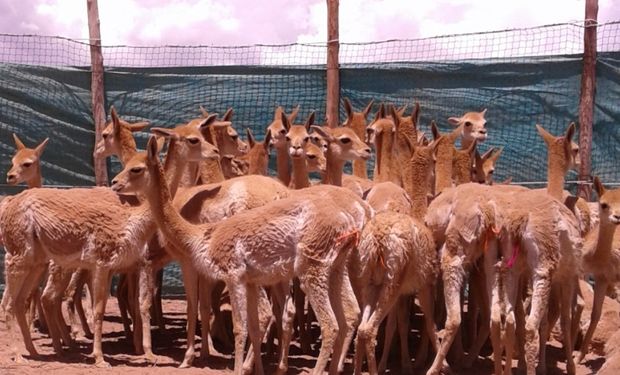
[0,0,618,47]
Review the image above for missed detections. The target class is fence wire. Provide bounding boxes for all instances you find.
[0,21,619,294]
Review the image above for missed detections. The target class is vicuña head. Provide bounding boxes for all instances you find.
[305,142,327,174]
[95,106,149,160]
[152,114,222,162]
[243,127,271,175]
[448,109,488,143]
[198,107,248,156]
[266,105,300,149]
[536,122,580,170]
[343,97,373,140]
[594,176,620,226]
[473,147,503,184]
[7,134,49,185]
[311,125,371,162]
[285,112,315,159]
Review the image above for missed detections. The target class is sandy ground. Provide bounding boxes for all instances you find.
[0,296,607,375]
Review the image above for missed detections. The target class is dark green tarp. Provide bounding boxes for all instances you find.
[1,52,619,294]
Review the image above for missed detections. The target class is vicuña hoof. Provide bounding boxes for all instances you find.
[95,359,111,368]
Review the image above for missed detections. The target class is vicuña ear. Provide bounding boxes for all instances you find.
[151,127,179,140]
[222,108,234,122]
[536,124,555,145]
[199,106,209,118]
[147,136,159,163]
[397,104,407,117]
[155,136,166,153]
[480,147,496,161]
[390,106,400,128]
[35,138,50,156]
[263,129,272,152]
[12,133,26,150]
[288,105,300,123]
[593,176,606,198]
[305,111,316,131]
[245,128,256,148]
[373,103,385,122]
[447,116,461,126]
[280,112,291,131]
[481,108,488,117]
[127,121,149,132]
[310,125,335,142]
[491,147,503,162]
[412,102,420,128]
[564,122,576,141]
[431,121,441,141]
[111,106,122,136]
[198,114,219,129]
[343,98,354,120]
[273,106,284,121]
[362,99,374,118]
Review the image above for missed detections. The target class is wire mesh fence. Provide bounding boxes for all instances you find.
[0,21,619,294]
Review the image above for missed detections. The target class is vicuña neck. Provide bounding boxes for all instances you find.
[373,131,395,183]
[434,127,461,193]
[352,159,368,179]
[145,160,203,258]
[546,156,567,201]
[199,159,225,184]
[594,222,616,258]
[27,167,42,188]
[275,144,291,186]
[162,139,189,198]
[325,150,345,187]
[290,156,310,189]
[406,160,431,220]
[453,151,472,186]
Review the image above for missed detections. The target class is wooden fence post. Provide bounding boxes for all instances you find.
[577,0,598,200]
[326,0,340,128]
[87,0,108,186]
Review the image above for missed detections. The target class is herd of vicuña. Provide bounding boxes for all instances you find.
[1,99,617,375]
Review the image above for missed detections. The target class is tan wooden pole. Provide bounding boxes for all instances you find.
[326,0,340,128]
[577,0,598,200]
[87,0,108,186]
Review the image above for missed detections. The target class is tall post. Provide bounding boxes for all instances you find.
[577,0,598,200]
[87,0,108,186]
[326,0,340,128]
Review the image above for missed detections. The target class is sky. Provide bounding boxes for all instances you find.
[0,0,619,46]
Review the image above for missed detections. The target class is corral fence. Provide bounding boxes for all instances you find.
[0,21,619,294]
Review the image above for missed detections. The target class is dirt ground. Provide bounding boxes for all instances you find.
[0,296,607,375]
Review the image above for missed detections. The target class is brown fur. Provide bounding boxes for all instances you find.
[577,178,620,362]
[266,105,300,186]
[343,98,373,179]
[424,183,582,375]
[112,136,372,375]
[352,138,441,374]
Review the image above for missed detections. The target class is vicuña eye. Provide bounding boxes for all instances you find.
[340,138,351,144]
[465,121,473,127]
[187,138,200,145]
[22,162,33,168]
[130,167,143,174]
[307,155,317,159]
[601,203,609,210]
